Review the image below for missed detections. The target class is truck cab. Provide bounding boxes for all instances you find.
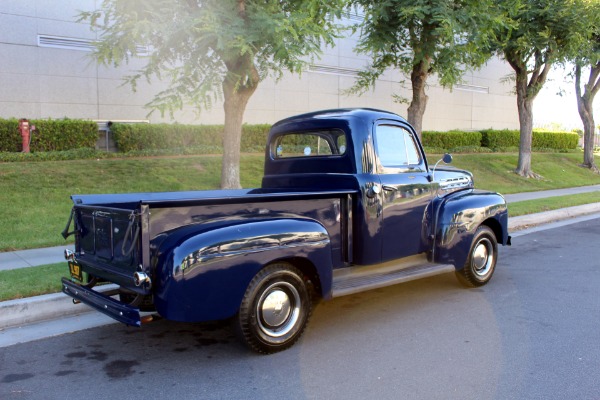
[262,109,508,267]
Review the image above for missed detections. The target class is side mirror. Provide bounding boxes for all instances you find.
[430,153,453,182]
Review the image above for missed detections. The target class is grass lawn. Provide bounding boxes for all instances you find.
[0,152,599,252]
[448,152,600,194]
[509,192,600,216]
[0,155,264,251]
[0,263,64,301]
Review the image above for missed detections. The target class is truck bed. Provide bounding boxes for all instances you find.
[70,188,356,290]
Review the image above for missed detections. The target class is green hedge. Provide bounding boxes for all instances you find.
[112,123,272,153]
[480,129,579,150]
[0,119,20,152]
[0,118,97,152]
[532,130,579,150]
[0,116,581,157]
[422,130,482,150]
[480,129,519,148]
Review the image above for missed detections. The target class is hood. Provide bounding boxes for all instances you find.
[433,166,474,194]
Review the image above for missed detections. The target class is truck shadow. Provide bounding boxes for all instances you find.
[2,270,508,399]
[72,272,464,363]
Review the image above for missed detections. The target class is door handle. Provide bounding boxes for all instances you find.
[382,185,397,192]
[366,183,382,198]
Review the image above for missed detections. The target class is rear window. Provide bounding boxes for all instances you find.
[272,129,347,159]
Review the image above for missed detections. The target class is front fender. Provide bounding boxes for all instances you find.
[152,217,332,322]
[434,189,509,268]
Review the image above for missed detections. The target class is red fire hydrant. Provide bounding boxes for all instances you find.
[18,118,34,153]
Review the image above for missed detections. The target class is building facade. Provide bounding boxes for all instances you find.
[0,1,519,132]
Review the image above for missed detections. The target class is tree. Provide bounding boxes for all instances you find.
[574,0,600,173]
[348,0,499,137]
[492,0,582,178]
[81,0,345,188]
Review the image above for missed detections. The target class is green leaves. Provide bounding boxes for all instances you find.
[81,0,347,116]
[352,0,498,89]
[349,0,503,133]
[81,1,349,187]
[494,0,585,70]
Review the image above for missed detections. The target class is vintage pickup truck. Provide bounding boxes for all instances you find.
[61,108,511,353]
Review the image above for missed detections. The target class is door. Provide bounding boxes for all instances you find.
[374,123,433,261]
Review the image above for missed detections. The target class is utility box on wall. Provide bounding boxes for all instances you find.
[95,121,115,152]
[95,120,149,152]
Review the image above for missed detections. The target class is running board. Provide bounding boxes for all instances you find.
[332,254,455,298]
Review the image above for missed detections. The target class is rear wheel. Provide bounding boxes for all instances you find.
[456,225,498,287]
[234,263,311,354]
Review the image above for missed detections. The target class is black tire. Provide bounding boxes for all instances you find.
[456,225,498,287]
[234,263,312,354]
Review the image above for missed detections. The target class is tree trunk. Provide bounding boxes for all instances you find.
[406,59,429,139]
[221,61,259,189]
[509,54,552,179]
[575,64,599,173]
[514,68,536,177]
[506,50,551,178]
[578,95,597,171]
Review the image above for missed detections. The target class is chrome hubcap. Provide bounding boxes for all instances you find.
[472,238,494,277]
[257,282,301,338]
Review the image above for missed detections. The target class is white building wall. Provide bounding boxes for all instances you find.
[0,1,519,131]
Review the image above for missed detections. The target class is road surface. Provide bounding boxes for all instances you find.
[1,217,599,399]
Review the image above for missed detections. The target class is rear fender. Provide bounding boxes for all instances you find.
[434,189,509,268]
[152,217,332,322]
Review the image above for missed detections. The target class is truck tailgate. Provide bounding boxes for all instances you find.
[74,204,146,288]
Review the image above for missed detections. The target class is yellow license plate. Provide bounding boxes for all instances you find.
[69,261,83,282]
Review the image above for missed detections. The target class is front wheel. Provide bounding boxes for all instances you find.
[456,225,498,287]
[234,263,312,354]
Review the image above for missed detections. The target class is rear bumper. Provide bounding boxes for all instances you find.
[61,277,141,327]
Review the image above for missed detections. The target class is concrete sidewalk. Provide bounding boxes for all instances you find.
[0,245,67,272]
[503,184,600,203]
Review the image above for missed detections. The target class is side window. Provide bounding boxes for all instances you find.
[375,125,421,169]
[273,129,346,159]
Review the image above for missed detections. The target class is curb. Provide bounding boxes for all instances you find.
[0,284,117,330]
[1,204,599,332]
[508,202,600,230]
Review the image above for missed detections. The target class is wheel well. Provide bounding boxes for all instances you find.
[481,218,502,243]
[275,257,323,299]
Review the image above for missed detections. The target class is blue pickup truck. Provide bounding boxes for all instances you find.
[61,108,511,353]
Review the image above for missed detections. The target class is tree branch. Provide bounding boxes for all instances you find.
[590,63,600,97]
[237,0,246,19]
[538,59,552,84]
[575,64,583,99]
[528,65,541,87]
[507,56,524,74]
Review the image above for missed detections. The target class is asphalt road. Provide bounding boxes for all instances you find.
[1,218,599,400]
